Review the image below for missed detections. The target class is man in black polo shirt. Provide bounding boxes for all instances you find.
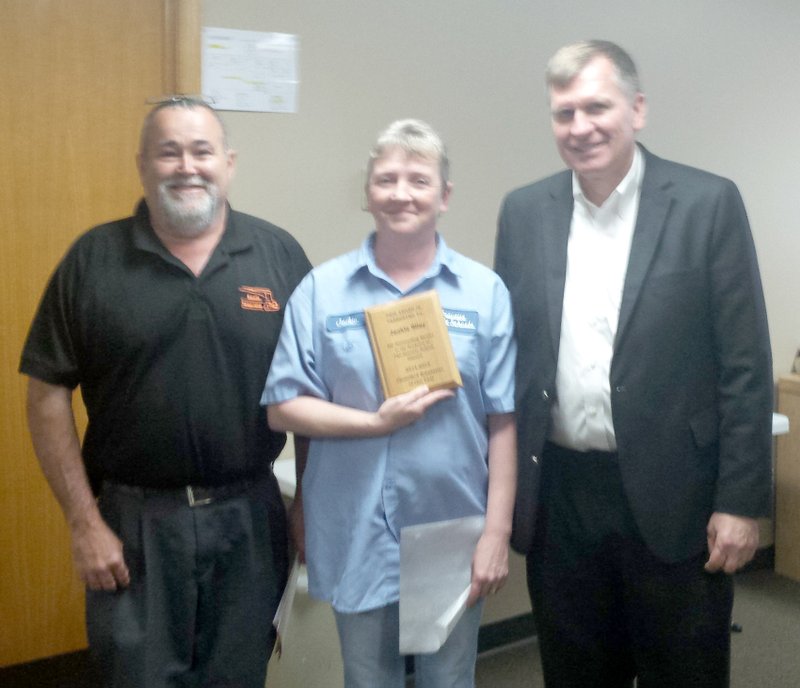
[20,97,311,688]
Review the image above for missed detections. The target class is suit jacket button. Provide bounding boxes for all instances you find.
[531,455,539,464]
[541,390,550,401]
[615,385,626,393]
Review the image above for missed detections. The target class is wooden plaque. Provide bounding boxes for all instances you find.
[364,290,463,398]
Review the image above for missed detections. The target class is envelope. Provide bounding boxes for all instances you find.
[399,515,485,654]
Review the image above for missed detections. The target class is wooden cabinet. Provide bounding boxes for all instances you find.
[776,374,800,581]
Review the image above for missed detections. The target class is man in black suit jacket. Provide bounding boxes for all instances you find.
[494,40,773,688]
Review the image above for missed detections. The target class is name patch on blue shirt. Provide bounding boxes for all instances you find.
[327,312,366,332]
[444,309,478,334]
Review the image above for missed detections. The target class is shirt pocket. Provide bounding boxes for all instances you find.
[322,311,381,407]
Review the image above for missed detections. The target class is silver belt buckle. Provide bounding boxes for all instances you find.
[186,485,213,507]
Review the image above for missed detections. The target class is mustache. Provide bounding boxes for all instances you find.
[162,175,210,190]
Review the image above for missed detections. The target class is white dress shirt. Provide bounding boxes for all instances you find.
[549,147,645,452]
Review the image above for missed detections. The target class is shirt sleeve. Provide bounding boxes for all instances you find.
[481,276,516,414]
[261,273,330,406]
[19,244,83,389]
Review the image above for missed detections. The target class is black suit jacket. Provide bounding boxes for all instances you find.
[494,146,773,562]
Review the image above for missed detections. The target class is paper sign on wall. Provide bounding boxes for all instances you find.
[202,27,299,113]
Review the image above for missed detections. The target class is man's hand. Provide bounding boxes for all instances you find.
[26,377,130,591]
[71,517,130,591]
[705,512,759,574]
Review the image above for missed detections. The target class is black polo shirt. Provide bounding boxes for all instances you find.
[20,201,311,490]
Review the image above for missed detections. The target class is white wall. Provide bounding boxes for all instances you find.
[204,0,800,379]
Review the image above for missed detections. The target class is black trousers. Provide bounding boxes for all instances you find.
[87,475,288,688]
[527,443,733,688]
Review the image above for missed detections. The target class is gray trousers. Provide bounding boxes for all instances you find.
[87,476,288,688]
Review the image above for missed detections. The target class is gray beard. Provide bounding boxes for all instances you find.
[156,180,220,237]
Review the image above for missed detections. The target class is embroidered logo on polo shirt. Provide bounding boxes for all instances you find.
[239,286,280,312]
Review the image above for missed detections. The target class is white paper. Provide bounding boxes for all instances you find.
[202,27,299,113]
[399,515,485,654]
[272,556,302,656]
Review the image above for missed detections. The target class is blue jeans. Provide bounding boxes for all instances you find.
[334,600,483,688]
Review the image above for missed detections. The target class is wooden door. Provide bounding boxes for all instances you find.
[0,0,199,666]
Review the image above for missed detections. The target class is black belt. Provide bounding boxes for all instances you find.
[103,478,255,507]
[544,441,618,461]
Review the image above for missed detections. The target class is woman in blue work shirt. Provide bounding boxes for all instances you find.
[262,119,517,688]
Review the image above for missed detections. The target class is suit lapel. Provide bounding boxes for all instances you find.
[615,150,673,349]
[542,179,573,361]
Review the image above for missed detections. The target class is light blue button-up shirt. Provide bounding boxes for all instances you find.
[262,234,516,613]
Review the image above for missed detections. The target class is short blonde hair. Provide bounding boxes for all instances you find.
[367,119,449,188]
